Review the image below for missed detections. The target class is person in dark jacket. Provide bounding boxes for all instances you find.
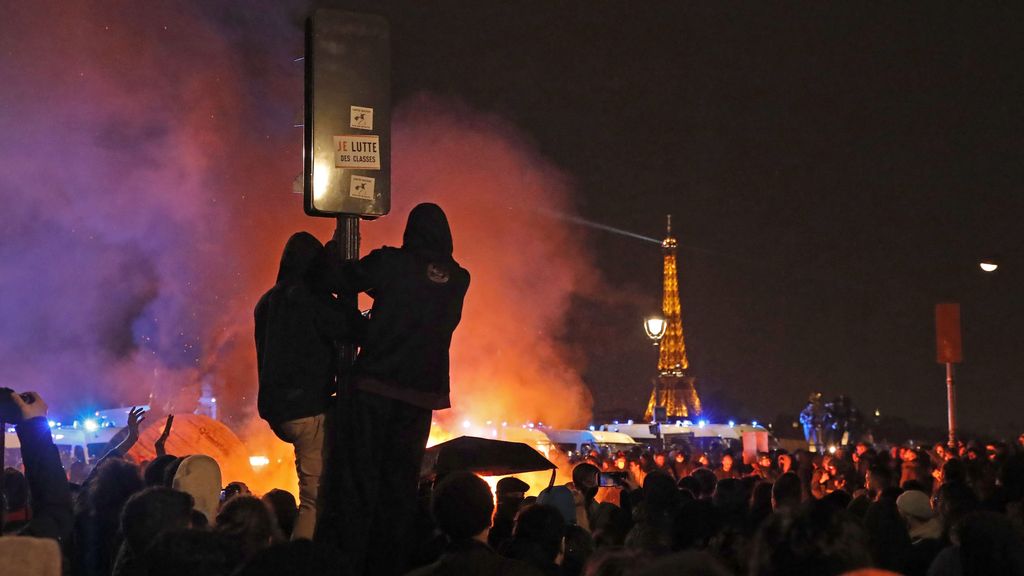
[406,472,540,576]
[317,203,470,576]
[255,231,363,540]
[1,391,73,547]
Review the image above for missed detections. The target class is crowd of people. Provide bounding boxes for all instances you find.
[4,202,1024,576]
[4,387,1024,576]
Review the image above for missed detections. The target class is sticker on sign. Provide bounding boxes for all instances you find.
[350,106,373,130]
[334,135,380,170]
[349,175,375,200]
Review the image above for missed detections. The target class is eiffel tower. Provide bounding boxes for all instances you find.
[644,215,702,421]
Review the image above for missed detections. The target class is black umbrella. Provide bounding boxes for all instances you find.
[421,435,557,480]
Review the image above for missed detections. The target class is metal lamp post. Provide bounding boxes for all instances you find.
[644,316,667,426]
[644,316,667,343]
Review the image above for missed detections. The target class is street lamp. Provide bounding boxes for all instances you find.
[979,259,998,273]
[644,316,667,343]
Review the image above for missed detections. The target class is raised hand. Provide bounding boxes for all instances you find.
[155,414,174,457]
[126,406,146,440]
[10,391,47,422]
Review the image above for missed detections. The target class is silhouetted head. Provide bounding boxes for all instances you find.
[172,454,222,524]
[261,489,298,540]
[121,487,194,554]
[215,495,281,568]
[512,503,566,563]
[275,232,324,285]
[690,468,717,499]
[144,455,179,487]
[572,463,600,495]
[772,472,802,511]
[402,203,453,256]
[2,467,28,512]
[431,471,494,540]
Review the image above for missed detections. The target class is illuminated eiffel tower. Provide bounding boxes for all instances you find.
[645,215,702,421]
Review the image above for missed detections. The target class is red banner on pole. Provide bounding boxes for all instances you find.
[935,303,963,364]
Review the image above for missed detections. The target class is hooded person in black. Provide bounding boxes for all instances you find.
[255,231,363,540]
[316,203,470,576]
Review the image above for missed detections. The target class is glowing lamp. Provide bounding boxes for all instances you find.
[644,316,667,342]
[979,260,998,272]
[249,456,270,468]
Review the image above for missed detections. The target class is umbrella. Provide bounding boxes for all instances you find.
[421,435,557,479]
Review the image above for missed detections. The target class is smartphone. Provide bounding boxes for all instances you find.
[599,471,628,487]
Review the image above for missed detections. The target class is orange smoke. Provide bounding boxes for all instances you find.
[367,95,598,431]
[3,2,601,496]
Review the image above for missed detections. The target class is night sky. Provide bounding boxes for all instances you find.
[2,2,1022,437]
[363,1,1024,436]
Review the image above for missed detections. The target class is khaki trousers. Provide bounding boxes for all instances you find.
[273,413,325,540]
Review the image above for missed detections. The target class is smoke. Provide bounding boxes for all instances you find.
[0,3,595,436]
[0,2,313,420]
[378,95,596,428]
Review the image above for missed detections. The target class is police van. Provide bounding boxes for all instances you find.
[542,428,638,458]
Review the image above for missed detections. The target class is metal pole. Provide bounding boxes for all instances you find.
[333,215,360,385]
[946,362,956,449]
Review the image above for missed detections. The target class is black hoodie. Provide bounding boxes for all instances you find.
[255,232,364,426]
[329,203,470,409]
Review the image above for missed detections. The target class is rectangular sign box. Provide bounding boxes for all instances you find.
[304,10,390,218]
[935,302,963,364]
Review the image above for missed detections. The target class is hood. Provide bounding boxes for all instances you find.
[276,232,324,285]
[536,485,575,526]
[402,203,453,257]
[172,454,222,524]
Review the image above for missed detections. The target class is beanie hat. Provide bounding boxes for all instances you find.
[896,490,934,520]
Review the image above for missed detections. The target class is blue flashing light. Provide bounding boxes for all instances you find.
[752,420,759,427]
[84,419,99,432]
[588,425,595,431]
[728,420,735,427]
[698,419,707,428]
[627,419,634,425]
[47,420,56,428]
[612,420,619,425]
